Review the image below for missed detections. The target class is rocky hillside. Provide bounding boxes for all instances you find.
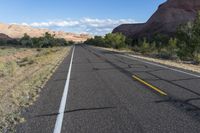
[0,23,91,42]
[0,33,11,40]
[113,0,200,39]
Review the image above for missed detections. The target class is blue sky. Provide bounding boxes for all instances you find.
[0,0,166,35]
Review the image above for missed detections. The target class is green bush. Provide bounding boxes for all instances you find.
[86,33,127,49]
[0,39,7,45]
[85,36,105,47]
[68,41,75,45]
[20,33,33,47]
[176,12,200,63]
[139,38,151,54]
[18,32,71,48]
[165,38,178,58]
[152,34,169,53]
[55,38,69,46]
[104,33,127,49]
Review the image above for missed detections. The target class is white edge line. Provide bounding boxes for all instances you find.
[53,46,75,133]
[119,54,200,78]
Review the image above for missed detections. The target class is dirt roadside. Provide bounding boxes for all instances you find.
[0,46,71,133]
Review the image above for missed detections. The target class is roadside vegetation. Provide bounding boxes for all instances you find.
[85,12,200,64]
[0,32,75,48]
[85,33,128,50]
[0,32,72,132]
[0,46,71,132]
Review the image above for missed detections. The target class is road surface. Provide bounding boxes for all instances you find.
[17,44,200,133]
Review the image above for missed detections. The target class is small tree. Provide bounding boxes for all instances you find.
[105,33,126,49]
[55,38,68,46]
[0,39,7,45]
[86,36,106,47]
[191,11,200,62]
[20,33,33,47]
[125,37,133,46]
[176,22,194,59]
[176,11,200,63]
[140,38,150,54]
[167,38,178,57]
[68,41,75,45]
[37,32,56,48]
[153,34,169,53]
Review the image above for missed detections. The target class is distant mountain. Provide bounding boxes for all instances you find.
[113,0,200,39]
[0,33,12,40]
[0,23,91,42]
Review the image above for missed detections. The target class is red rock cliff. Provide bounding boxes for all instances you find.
[113,0,200,39]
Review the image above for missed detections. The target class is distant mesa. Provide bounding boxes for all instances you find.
[0,23,91,42]
[113,0,200,39]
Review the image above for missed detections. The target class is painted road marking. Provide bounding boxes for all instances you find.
[132,75,167,96]
[120,54,200,78]
[53,46,75,133]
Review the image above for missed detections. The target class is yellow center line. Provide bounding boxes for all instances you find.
[132,75,167,96]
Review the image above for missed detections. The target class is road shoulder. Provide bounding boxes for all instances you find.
[93,46,200,74]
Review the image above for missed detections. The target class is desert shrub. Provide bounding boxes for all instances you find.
[17,57,34,67]
[7,39,19,45]
[104,33,127,49]
[35,48,60,57]
[68,41,75,45]
[0,39,7,45]
[8,61,17,77]
[18,32,70,48]
[94,36,105,46]
[20,33,33,47]
[86,33,127,49]
[55,38,69,46]
[5,61,17,77]
[152,34,169,53]
[0,62,17,77]
[176,12,200,63]
[139,38,151,54]
[85,36,105,47]
[125,37,133,46]
[156,50,172,59]
[0,63,6,77]
[167,38,178,55]
[39,32,55,48]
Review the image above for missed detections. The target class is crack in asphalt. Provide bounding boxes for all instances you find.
[34,106,116,118]
[83,45,200,122]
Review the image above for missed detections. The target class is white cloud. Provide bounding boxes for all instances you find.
[16,18,137,35]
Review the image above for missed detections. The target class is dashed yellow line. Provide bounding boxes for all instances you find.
[132,75,167,96]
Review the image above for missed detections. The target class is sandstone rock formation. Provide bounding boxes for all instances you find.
[113,0,200,39]
[0,23,91,42]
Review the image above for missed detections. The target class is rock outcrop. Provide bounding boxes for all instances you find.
[113,0,200,39]
[0,23,91,42]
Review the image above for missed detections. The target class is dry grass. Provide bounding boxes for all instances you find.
[0,46,71,133]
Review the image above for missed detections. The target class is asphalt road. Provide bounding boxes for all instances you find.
[17,44,200,133]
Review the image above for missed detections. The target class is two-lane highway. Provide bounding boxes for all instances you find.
[17,44,200,133]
